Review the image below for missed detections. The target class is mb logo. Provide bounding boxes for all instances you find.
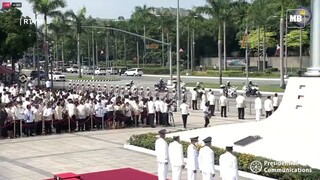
[286,7,312,28]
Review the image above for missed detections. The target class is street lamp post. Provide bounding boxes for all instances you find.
[92,27,95,78]
[176,0,181,107]
[187,24,190,72]
[299,28,303,70]
[106,32,109,68]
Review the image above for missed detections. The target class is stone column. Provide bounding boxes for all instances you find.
[305,0,320,76]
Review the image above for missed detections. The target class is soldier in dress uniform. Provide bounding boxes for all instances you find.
[87,84,90,91]
[115,85,119,96]
[133,87,138,98]
[219,142,239,180]
[69,83,72,89]
[187,136,199,180]
[97,84,102,92]
[139,87,144,99]
[81,84,85,91]
[155,88,160,98]
[104,85,108,94]
[76,83,80,90]
[110,85,114,95]
[164,90,170,100]
[168,136,184,180]
[198,137,215,180]
[155,129,169,180]
[172,89,177,101]
[121,86,125,96]
[146,87,151,98]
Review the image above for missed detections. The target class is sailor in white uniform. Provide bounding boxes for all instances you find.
[219,142,239,180]
[187,136,199,180]
[155,129,169,180]
[168,136,184,180]
[198,137,215,180]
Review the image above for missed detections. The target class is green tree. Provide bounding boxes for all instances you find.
[285,29,308,48]
[0,8,35,70]
[245,28,277,49]
[28,0,66,79]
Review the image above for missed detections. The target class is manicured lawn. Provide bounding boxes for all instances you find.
[186,82,285,92]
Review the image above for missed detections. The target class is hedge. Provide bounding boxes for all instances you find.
[128,133,320,180]
[143,67,177,75]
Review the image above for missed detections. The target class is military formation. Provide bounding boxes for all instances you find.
[155,129,239,180]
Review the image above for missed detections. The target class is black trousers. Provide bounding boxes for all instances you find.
[155,111,160,125]
[221,106,227,117]
[204,117,210,127]
[45,120,52,134]
[209,105,215,116]
[35,121,42,135]
[85,116,91,131]
[95,117,103,129]
[147,113,155,127]
[162,113,169,125]
[55,120,62,134]
[238,108,245,119]
[192,100,197,110]
[182,114,188,128]
[273,106,278,112]
[78,118,85,131]
[266,111,272,118]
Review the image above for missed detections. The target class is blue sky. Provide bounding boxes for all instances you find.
[4,0,207,19]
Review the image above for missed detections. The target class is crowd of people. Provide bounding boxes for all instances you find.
[0,82,181,139]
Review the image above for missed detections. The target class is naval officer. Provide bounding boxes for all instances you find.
[198,137,215,180]
[219,142,239,180]
[187,136,199,180]
[155,129,169,180]
[168,136,185,180]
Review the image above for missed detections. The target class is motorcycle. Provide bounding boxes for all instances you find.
[221,85,238,98]
[154,82,167,92]
[243,84,260,97]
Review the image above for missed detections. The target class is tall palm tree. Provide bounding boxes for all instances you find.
[197,0,231,85]
[28,0,66,79]
[65,7,87,78]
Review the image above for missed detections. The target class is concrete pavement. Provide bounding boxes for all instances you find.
[0,109,260,180]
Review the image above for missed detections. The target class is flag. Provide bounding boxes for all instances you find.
[241,28,248,48]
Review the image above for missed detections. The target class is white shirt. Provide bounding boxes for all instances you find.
[66,103,77,117]
[235,95,245,108]
[187,144,199,171]
[43,107,53,120]
[155,138,169,163]
[45,80,51,88]
[219,152,239,180]
[106,104,114,112]
[264,99,273,111]
[77,104,88,119]
[198,146,215,174]
[95,104,105,117]
[154,100,161,112]
[180,103,189,115]
[273,97,279,107]
[219,95,227,106]
[191,90,197,100]
[255,97,262,110]
[147,101,156,114]
[169,141,184,166]
[208,94,215,105]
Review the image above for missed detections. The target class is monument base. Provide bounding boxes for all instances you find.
[168,77,320,169]
[304,67,320,77]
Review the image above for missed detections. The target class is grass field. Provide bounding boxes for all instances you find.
[186,82,285,92]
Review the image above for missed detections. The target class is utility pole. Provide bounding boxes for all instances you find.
[106,33,109,68]
[218,25,222,85]
[124,37,127,67]
[299,28,303,70]
[136,41,140,68]
[263,27,266,71]
[223,21,227,71]
[92,27,95,78]
[77,32,81,78]
[35,12,40,85]
[192,29,195,73]
[161,24,165,67]
[143,25,146,67]
[87,37,90,67]
[187,24,190,72]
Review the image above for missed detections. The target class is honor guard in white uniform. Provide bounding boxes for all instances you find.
[146,87,151,97]
[198,137,215,180]
[155,88,160,98]
[121,86,125,95]
[110,85,114,95]
[92,84,95,91]
[172,89,177,101]
[155,129,169,180]
[97,84,102,92]
[169,136,185,180]
[115,85,119,95]
[219,142,239,180]
[187,136,199,180]
[139,87,145,99]
[87,84,90,91]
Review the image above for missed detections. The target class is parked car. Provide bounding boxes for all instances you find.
[124,68,143,76]
[119,67,129,75]
[48,72,66,81]
[95,67,107,75]
[30,70,46,80]
[106,67,118,75]
[82,67,94,75]
[66,66,78,73]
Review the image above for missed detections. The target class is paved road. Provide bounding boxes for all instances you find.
[22,69,287,87]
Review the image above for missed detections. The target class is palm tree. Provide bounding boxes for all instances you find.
[65,7,87,78]
[28,0,66,79]
[197,0,231,85]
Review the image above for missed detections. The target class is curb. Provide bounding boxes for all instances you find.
[123,144,276,180]
[186,87,284,96]
[69,79,119,83]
